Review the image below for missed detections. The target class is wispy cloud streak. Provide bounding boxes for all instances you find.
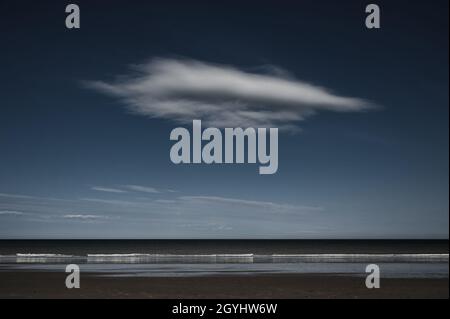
[123,185,160,193]
[91,186,128,193]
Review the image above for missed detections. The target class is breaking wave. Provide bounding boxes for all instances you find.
[0,253,446,264]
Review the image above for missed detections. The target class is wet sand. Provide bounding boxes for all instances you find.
[0,271,447,299]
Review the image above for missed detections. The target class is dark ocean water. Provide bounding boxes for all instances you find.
[0,239,448,255]
[0,240,448,278]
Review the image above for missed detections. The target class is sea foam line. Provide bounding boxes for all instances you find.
[16,254,74,258]
[271,254,449,257]
[87,254,254,258]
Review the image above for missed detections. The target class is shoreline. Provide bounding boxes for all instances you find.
[0,271,448,299]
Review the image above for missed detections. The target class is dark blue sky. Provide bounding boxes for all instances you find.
[0,0,448,238]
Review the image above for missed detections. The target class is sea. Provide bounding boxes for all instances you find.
[0,240,448,278]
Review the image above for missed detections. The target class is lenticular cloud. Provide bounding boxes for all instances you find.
[86,58,374,131]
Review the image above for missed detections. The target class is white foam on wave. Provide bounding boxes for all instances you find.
[271,253,449,262]
[2,253,447,264]
[87,253,254,258]
[16,254,74,258]
[271,253,448,257]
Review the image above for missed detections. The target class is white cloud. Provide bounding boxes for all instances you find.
[0,210,25,216]
[91,186,127,193]
[123,185,160,193]
[80,198,141,206]
[154,199,177,204]
[86,58,374,131]
[63,214,112,220]
[0,193,36,199]
[179,195,322,213]
[0,193,73,202]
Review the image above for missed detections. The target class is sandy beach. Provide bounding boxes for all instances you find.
[0,271,447,299]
